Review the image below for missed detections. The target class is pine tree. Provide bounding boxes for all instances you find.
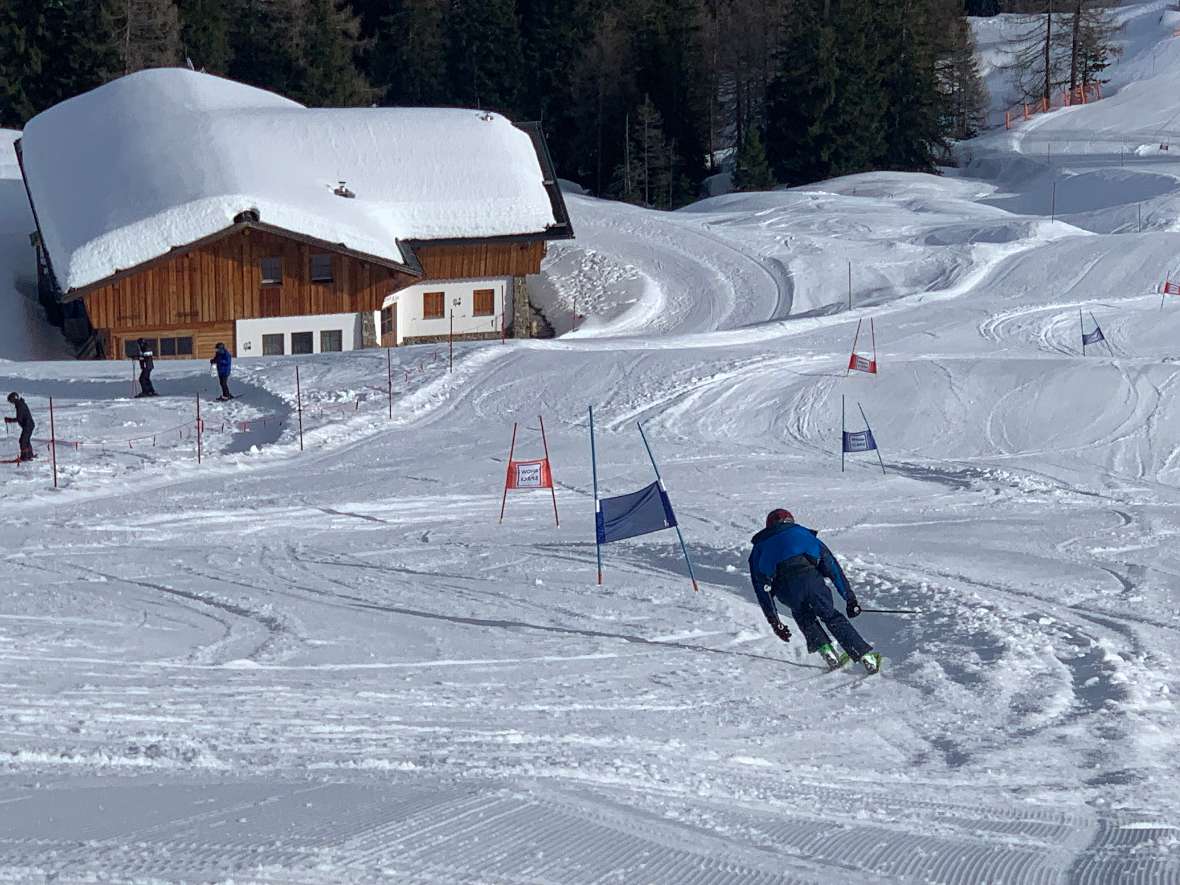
[228,0,304,98]
[1071,0,1116,93]
[571,8,632,195]
[369,0,448,106]
[106,0,183,75]
[446,0,524,114]
[296,0,372,106]
[732,126,775,191]
[0,0,48,125]
[828,0,886,177]
[612,96,674,207]
[176,0,232,72]
[765,0,837,184]
[1009,2,1067,106]
[937,10,988,139]
[877,0,946,171]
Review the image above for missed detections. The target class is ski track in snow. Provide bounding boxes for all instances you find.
[7,9,1180,880]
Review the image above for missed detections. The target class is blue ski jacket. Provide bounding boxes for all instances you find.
[747,521,854,622]
[211,347,232,376]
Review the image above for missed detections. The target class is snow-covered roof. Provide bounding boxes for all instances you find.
[19,69,565,293]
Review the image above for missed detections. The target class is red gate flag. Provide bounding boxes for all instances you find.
[499,416,559,526]
[846,318,878,375]
[1163,278,1180,296]
[507,458,553,489]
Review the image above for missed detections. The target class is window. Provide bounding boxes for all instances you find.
[423,291,445,319]
[310,254,333,283]
[473,289,495,317]
[320,329,343,352]
[160,337,176,357]
[261,256,283,285]
[380,306,394,336]
[262,334,285,356]
[176,337,194,356]
[291,331,314,354]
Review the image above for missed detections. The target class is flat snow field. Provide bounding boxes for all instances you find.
[6,11,1180,883]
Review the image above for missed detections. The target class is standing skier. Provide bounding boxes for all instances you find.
[135,338,157,397]
[5,392,36,462]
[210,342,233,401]
[748,509,881,674]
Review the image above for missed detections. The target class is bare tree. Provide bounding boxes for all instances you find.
[109,0,183,75]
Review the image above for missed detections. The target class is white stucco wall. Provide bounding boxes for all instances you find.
[236,313,366,357]
[379,278,513,344]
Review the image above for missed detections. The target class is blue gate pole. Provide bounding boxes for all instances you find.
[858,402,887,476]
[589,405,603,585]
[637,420,699,593]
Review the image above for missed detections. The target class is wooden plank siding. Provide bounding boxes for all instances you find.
[81,229,546,359]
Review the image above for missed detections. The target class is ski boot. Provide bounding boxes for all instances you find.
[817,643,842,671]
[860,652,882,675]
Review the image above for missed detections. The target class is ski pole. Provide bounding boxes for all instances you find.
[860,607,922,615]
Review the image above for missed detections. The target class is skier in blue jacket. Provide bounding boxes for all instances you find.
[210,342,233,401]
[748,509,881,673]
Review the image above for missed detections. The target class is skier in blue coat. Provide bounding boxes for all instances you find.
[210,342,234,401]
[748,509,881,673]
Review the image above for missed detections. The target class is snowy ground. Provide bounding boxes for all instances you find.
[5,8,1180,883]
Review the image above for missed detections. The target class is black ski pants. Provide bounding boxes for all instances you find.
[788,583,872,660]
[217,373,231,398]
[18,422,33,460]
[139,367,156,396]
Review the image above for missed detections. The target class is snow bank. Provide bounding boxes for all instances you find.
[20,69,560,292]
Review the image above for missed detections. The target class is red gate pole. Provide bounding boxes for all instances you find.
[295,365,304,452]
[449,310,454,374]
[846,318,862,376]
[386,346,393,420]
[49,396,58,489]
[539,414,559,527]
[871,317,878,378]
[196,394,202,464]
[498,422,518,523]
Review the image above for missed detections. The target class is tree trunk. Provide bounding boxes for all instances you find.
[1043,0,1053,105]
[1069,0,1081,94]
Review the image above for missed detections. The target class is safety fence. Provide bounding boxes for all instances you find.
[5,345,459,487]
[1001,82,1103,130]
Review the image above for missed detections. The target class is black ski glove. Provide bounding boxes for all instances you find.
[846,599,862,619]
[770,620,791,642]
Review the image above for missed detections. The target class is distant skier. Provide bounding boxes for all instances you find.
[5,391,36,462]
[135,338,157,397]
[748,508,881,674]
[210,342,233,401]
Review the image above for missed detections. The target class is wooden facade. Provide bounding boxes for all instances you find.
[77,227,547,359]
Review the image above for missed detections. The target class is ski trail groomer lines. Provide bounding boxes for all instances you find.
[748,509,881,674]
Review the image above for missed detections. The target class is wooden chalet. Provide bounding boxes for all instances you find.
[18,69,572,359]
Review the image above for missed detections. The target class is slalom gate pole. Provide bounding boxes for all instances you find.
[387,346,393,420]
[1093,312,1115,357]
[871,317,877,376]
[539,414,559,527]
[858,402,887,476]
[449,311,453,374]
[846,319,862,376]
[861,607,922,615]
[1080,308,1086,356]
[196,395,201,465]
[637,420,699,593]
[847,261,852,311]
[589,405,603,585]
[49,397,58,489]
[841,395,846,473]
[499,422,517,524]
[295,365,304,452]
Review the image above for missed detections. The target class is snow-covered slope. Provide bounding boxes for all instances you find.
[4,5,1180,882]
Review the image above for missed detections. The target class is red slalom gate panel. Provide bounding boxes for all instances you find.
[846,318,879,376]
[506,458,553,490]
[1163,279,1180,296]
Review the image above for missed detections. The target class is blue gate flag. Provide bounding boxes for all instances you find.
[1082,325,1105,346]
[595,480,678,545]
[842,429,878,453]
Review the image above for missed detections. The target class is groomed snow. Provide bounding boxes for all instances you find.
[5,5,1180,881]
[19,69,560,292]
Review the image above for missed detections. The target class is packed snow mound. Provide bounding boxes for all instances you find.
[20,68,559,292]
